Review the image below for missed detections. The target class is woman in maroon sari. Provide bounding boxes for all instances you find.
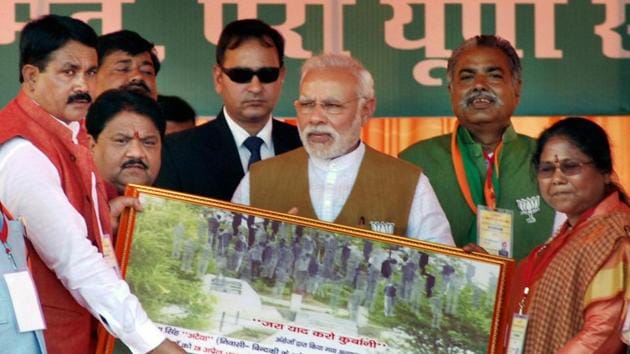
[507,117,629,353]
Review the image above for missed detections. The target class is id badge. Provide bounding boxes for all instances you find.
[477,206,514,257]
[4,270,46,332]
[507,313,528,354]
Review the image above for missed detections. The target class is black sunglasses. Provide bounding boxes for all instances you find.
[220,66,281,84]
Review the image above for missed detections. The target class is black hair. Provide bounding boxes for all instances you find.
[533,117,629,205]
[97,30,160,74]
[216,19,284,67]
[157,95,196,125]
[19,14,97,82]
[86,89,166,140]
[447,35,521,84]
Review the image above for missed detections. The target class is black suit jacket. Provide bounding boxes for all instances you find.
[155,111,302,201]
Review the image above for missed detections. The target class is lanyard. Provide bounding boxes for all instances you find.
[516,208,595,314]
[483,151,497,209]
[0,206,18,270]
[0,212,7,244]
[451,123,502,212]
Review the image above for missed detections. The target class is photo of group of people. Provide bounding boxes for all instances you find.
[113,191,505,354]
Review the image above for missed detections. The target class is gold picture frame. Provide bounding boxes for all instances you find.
[97,185,514,354]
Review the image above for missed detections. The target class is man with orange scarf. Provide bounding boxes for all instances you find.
[400,35,559,260]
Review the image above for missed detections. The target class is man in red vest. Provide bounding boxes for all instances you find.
[0,14,184,354]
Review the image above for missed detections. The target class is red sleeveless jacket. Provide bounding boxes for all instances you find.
[0,91,112,354]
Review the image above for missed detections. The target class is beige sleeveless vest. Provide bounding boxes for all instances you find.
[250,146,421,236]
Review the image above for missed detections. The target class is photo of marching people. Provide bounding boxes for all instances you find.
[119,192,502,354]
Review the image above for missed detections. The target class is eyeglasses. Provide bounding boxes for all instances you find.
[220,66,281,83]
[295,97,361,115]
[536,159,594,178]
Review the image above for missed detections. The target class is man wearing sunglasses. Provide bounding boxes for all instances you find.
[232,53,454,246]
[399,35,562,260]
[156,19,302,201]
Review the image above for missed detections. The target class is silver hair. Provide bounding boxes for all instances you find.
[300,53,374,100]
[447,35,522,85]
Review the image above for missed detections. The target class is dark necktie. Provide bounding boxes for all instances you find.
[243,136,264,169]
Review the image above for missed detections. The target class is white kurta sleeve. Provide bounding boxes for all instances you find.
[406,173,455,246]
[0,138,164,353]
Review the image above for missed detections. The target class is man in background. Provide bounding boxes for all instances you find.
[156,19,302,201]
[87,89,165,197]
[158,94,197,134]
[95,29,159,99]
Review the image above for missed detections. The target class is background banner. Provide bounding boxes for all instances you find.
[0,0,628,117]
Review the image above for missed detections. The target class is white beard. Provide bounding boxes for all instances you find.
[299,115,362,159]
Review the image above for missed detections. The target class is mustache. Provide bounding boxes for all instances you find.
[121,158,148,170]
[121,81,151,95]
[459,89,502,108]
[67,92,92,104]
[242,96,266,104]
[302,124,338,136]
[299,124,340,151]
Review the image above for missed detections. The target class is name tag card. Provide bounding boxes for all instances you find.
[477,206,514,258]
[4,270,46,332]
[507,314,529,354]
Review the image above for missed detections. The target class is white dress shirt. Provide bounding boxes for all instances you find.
[232,143,455,246]
[0,121,164,353]
[223,107,275,172]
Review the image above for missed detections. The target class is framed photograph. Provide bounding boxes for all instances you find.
[97,185,515,354]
